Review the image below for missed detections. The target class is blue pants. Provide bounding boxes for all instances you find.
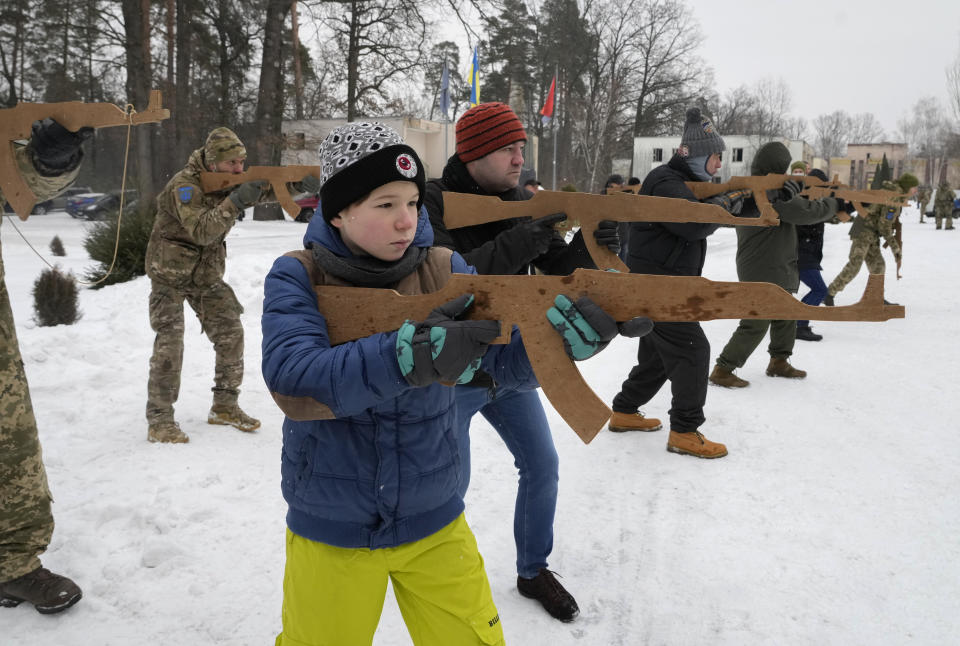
[797,268,827,327]
[455,387,558,579]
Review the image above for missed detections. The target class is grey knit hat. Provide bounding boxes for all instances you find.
[318,122,425,221]
[678,107,725,158]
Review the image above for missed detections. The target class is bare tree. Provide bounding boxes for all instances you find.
[813,110,849,160]
[253,0,291,220]
[320,0,427,120]
[847,112,885,144]
[897,96,950,185]
[947,40,960,122]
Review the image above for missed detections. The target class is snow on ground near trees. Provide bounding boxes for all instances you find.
[2,207,957,645]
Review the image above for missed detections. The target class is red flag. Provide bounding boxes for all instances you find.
[539,76,556,125]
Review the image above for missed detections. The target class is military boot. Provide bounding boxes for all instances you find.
[709,364,749,388]
[0,567,82,614]
[148,421,189,443]
[667,430,727,459]
[208,405,261,432]
[766,357,806,379]
[795,325,823,342]
[608,411,663,432]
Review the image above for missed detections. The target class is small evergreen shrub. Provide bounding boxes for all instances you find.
[561,183,578,192]
[32,267,81,326]
[83,200,156,288]
[50,235,66,256]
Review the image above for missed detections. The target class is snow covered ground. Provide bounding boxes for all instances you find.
[2,205,957,645]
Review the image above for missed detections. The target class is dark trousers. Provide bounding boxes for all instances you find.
[716,319,796,371]
[611,321,709,433]
[797,268,827,327]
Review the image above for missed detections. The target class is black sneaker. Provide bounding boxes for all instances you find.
[517,568,579,622]
[0,567,82,614]
[795,326,823,342]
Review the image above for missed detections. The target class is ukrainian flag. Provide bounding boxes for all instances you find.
[467,46,479,107]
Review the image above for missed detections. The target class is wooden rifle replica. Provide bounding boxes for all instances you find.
[315,270,904,444]
[1,90,170,219]
[200,165,319,220]
[441,189,779,272]
[199,170,779,272]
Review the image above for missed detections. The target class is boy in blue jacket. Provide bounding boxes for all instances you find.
[261,122,637,646]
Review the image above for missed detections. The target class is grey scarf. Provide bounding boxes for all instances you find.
[310,243,429,288]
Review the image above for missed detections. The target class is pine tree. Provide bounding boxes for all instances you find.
[872,153,892,189]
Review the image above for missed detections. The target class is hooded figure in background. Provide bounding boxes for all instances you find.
[709,142,849,388]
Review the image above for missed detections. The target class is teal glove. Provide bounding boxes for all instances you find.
[547,294,653,360]
[396,294,501,387]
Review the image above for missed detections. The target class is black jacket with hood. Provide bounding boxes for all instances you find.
[622,154,720,277]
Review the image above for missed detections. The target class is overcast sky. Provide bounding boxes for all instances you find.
[685,0,960,137]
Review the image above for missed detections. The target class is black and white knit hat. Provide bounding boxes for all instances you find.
[678,107,725,158]
[318,122,425,222]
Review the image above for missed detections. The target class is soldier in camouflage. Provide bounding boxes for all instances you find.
[825,174,918,305]
[933,179,954,230]
[916,184,932,224]
[1,119,89,613]
[145,127,320,443]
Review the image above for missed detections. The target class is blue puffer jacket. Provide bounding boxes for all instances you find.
[261,208,536,550]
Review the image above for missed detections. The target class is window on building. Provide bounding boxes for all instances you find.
[732,148,743,162]
[653,148,663,162]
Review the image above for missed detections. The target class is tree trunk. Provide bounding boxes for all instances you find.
[253,0,290,220]
[346,1,360,121]
[292,1,303,120]
[120,0,157,201]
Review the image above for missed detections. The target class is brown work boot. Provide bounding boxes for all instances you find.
[608,411,663,432]
[766,357,807,379]
[709,364,749,388]
[667,430,727,459]
[0,567,82,614]
[148,421,189,443]
[208,405,261,432]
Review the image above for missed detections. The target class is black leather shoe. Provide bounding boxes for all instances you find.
[517,568,579,622]
[796,326,823,341]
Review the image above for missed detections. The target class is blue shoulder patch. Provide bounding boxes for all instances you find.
[178,186,194,203]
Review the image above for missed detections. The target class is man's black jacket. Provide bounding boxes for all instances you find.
[623,154,720,277]
[423,154,593,275]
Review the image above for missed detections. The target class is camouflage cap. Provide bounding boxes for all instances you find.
[204,127,246,165]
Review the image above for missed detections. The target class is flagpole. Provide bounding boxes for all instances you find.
[552,66,558,190]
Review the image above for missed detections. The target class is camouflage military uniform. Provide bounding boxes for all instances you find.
[934,180,954,230]
[145,129,276,427]
[916,185,931,223]
[1,145,78,582]
[827,180,903,299]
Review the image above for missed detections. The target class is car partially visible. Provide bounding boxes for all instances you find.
[294,195,319,222]
[78,190,139,220]
[3,185,93,215]
[67,192,105,217]
[924,188,960,218]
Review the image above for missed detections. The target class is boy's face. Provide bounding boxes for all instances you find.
[466,140,525,193]
[332,180,419,261]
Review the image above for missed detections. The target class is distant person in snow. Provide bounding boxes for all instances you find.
[143,127,320,443]
[1,118,89,614]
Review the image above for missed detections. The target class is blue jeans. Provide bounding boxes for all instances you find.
[798,268,828,327]
[455,387,558,579]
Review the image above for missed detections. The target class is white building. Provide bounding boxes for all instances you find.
[631,135,813,182]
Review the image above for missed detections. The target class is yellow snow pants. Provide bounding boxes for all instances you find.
[275,514,505,646]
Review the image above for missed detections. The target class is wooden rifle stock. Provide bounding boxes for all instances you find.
[316,270,904,444]
[200,165,320,218]
[1,91,170,219]
[442,190,777,272]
